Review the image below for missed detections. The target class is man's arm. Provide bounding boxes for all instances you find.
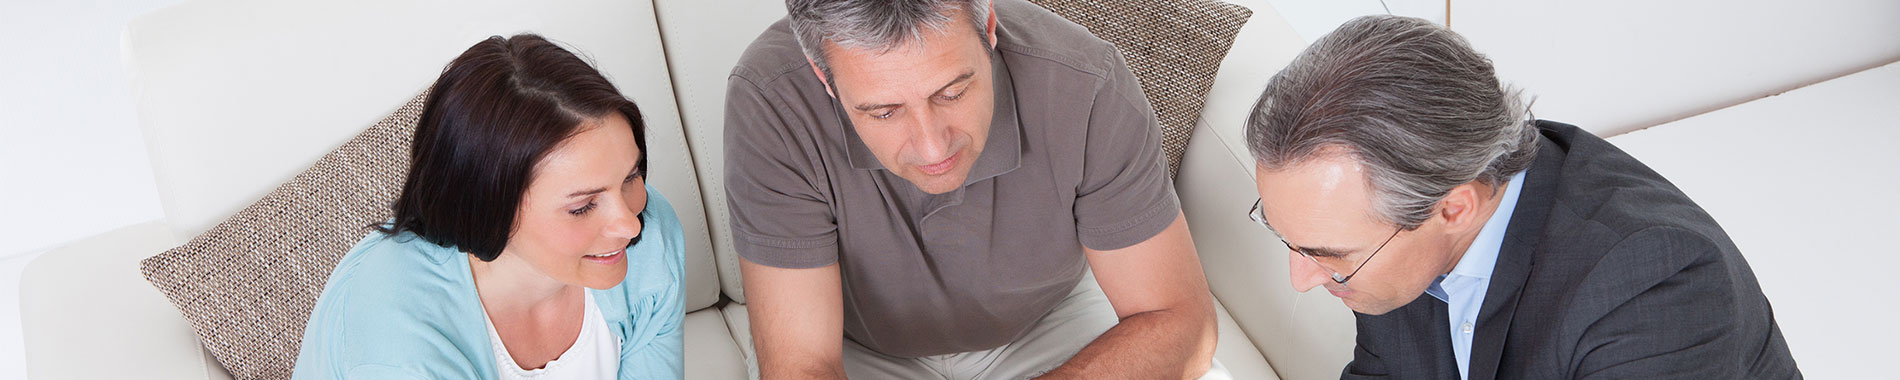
[742,259,847,380]
[1038,212,1217,380]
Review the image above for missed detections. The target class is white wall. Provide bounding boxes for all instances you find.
[1608,62,1900,379]
[0,1,179,255]
[1453,0,1900,136]
[1,0,186,378]
[1268,0,1900,136]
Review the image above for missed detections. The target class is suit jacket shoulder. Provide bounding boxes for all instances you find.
[1344,121,1800,380]
[1497,121,1800,379]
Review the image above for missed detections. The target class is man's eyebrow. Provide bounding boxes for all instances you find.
[934,71,975,95]
[851,71,975,111]
[1294,245,1353,258]
[853,101,899,112]
[1264,216,1354,257]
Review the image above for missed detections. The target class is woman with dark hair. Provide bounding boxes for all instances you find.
[292,34,683,379]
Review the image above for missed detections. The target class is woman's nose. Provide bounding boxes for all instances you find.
[605,195,643,240]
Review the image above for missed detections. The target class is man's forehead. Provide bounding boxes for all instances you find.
[828,43,985,105]
[1255,154,1384,241]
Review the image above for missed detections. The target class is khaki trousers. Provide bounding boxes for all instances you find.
[841,272,1230,380]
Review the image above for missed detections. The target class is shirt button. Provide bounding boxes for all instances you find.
[1461,321,1474,334]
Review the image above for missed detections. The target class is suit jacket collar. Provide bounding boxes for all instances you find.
[1466,124,1568,380]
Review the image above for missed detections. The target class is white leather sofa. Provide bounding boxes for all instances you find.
[20,0,1359,379]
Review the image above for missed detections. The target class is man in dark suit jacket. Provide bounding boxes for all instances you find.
[1242,15,1801,379]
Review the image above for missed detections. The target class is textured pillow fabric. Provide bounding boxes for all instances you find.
[139,91,427,379]
[1028,0,1252,177]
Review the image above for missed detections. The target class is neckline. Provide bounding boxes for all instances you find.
[485,291,601,375]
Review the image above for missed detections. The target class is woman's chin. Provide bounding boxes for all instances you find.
[580,265,628,290]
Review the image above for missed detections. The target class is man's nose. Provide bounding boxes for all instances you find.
[1288,250,1329,293]
[908,106,953,162]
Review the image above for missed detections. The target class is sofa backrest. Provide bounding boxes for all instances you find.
[652,0,790,304]
[122,0,724,310]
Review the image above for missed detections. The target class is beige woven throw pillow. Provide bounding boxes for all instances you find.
[139,91,428,379]
[1028,0,1252,177]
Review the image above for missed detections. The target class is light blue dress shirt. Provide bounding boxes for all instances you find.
[1424,170,1525,380]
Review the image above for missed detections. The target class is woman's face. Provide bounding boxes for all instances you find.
[502,112,647,290]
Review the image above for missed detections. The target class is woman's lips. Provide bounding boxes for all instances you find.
[917,152,959,176]
[583,248,625,265]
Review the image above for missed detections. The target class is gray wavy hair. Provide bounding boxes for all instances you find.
[1245,15,1538,230]
[785,0,992,77]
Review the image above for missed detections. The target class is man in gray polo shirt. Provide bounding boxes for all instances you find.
[723,0,1222,379]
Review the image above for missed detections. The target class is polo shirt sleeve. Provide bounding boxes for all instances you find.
[1073,48,1182,251]
[723,73,842,269]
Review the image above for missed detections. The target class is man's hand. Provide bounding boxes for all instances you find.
[1041,212,1218,379]
[742,259,848,380]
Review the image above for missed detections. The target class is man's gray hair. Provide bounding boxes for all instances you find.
[785,0,991,76]
[1245,15,1538,230]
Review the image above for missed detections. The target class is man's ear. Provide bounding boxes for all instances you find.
[985,2,998,48]
[1437,182,1486,233]
[804,55,835,98]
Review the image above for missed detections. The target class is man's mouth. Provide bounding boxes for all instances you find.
[917,152,959,176]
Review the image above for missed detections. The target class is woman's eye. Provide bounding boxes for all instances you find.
[569,202,598,216]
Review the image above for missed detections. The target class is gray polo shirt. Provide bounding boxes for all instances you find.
[723,0,1179,358]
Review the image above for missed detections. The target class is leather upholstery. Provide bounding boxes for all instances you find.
[651,0,789,306]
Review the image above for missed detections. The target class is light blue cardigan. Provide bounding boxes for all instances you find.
[292,185,685,379]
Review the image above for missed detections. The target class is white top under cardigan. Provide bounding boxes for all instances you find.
[486,291,621,380]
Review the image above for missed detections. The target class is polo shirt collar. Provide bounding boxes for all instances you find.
[840,47,1023,188]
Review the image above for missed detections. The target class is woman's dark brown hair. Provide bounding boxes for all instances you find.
[383,33,647,261]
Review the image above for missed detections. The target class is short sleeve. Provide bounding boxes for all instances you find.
[723,74,842,268]
[1072,48,1181,251]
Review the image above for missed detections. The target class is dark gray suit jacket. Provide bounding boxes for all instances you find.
[1340,121,1801,379]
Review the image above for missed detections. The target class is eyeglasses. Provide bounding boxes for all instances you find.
[1248,198,1402,285]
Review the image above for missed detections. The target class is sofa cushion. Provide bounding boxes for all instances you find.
[139,91,426,379]
[684,308,752,380]
[1027,0,1252,177]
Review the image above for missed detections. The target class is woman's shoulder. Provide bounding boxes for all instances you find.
[586,186,687,376]
[594,186,686,316]
[296,230,490,377]
[308,229,482,323]
[325,230,473,293]
[624,186,686,294]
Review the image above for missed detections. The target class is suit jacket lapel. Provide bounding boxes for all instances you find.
[1384,295,1461,380]
[1467,134,1565,380]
